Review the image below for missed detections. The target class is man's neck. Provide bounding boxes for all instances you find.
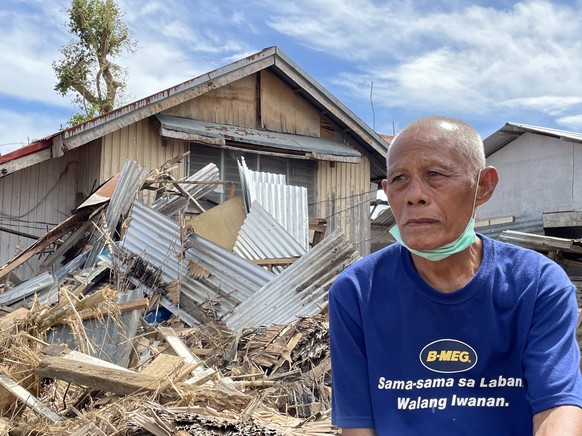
[410,238,483,293]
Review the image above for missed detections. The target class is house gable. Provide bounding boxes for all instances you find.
[479,128,582,234]
[1,47,389,275]
[1,46,387,181]
[163,71,321,138]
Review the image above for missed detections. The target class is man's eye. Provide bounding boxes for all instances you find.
[390,175,404,183]
[427,171,441,177]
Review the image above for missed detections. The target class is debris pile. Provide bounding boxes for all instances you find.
[0,155,360,435]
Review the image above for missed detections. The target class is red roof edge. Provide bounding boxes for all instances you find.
[378,133,393,143]
[0,137,53,165]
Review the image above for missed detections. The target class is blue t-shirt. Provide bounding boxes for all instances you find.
[329,235,582,435]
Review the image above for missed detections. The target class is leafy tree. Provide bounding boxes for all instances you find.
[53,0,136,127]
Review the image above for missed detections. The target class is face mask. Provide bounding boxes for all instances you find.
[389,217,477,261]
[388,170,482,262]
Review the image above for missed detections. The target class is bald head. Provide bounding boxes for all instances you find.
[387,116,486,184]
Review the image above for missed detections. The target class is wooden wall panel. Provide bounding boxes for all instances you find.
[100,118,185,183]
[0,144,101,279]
[259,70,320,136]
[316,158,372,256]
[163,75,258,128]
[75,139,102,202]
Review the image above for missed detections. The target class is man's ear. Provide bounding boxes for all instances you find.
[475,166,499,206]
[381,179,388,196]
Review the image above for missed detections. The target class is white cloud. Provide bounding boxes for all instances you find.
[556,114,582,131]
[261,0,582,127]
[0,107,63,153]
[3,0,582,148]
[500,96,582,117]
[0,1,71,106]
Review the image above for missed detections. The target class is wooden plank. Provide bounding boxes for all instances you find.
[158,327,201,365]
[249,257,298,266]
[0,149,52,179]
[51,297,149,324]
[164,75,258,128]
[36,356,160,396]
[62,351,134,372]
[259,70,320,136]
[185,196,246,250]
[140,353,184,378]
[0,373,63,424]
[158,326,216,384]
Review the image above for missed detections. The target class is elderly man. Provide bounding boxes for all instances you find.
[328,116,582,435]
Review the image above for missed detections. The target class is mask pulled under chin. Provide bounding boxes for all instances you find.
[388,218,477,262]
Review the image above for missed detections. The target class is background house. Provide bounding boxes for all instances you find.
[0,46,388,280]
[476,123,582,239]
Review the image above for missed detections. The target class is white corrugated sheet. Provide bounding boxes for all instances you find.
[121,201,274,321]
[85,160,149,268]
[224,229,360,331]
[237,158,309,250]
[233,200,306,271]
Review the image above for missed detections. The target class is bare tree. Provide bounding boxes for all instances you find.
[53,0,136,126]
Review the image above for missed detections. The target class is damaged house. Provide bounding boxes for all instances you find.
[0,47,389,434]
[0,46,388,282]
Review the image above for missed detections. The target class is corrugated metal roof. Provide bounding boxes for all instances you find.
[0,271,55,306]
[484,122,582,157]
[224,228,361,331]
[156,114,361,161]
[84,160,149,268]
[77,173,121,209]
[0,137,53,165]
[378,134,393,143]
[233,200,306,269]
[151,162,220,216]
[371,206,396,227]
[121,201,274,320]
[238,158,309,250]
[476,214,544,240]
[499,230,582,254]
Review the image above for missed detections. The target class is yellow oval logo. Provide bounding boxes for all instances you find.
[419,339,478,373]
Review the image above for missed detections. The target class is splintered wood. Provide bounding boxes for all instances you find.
[0,300,337,435]
[0,157,338,434]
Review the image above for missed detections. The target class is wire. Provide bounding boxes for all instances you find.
[321,194,378,220]
[0,161,78,220]
[308,189,379,207]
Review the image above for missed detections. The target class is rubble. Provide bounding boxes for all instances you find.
[0,156,348,434]
[4,155,579,434]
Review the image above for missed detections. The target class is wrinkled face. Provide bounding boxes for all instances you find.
[382,125,477,250]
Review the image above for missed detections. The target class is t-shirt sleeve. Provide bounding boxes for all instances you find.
[522,264,582,414]
[329,272,375,429]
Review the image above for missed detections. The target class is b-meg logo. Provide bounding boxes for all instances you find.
[419,339,478,374]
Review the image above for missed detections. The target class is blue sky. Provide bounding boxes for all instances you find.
[2,0,582,155]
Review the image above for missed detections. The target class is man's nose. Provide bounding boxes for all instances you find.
[406,178,428,205]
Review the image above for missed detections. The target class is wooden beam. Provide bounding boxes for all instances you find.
[249,257,299,266]
[158,327,216,385]
[0,373,63,424]
[51,298,149,325]
[41,345,133,373]
[248,257,299,272]
[36,355,160,396]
